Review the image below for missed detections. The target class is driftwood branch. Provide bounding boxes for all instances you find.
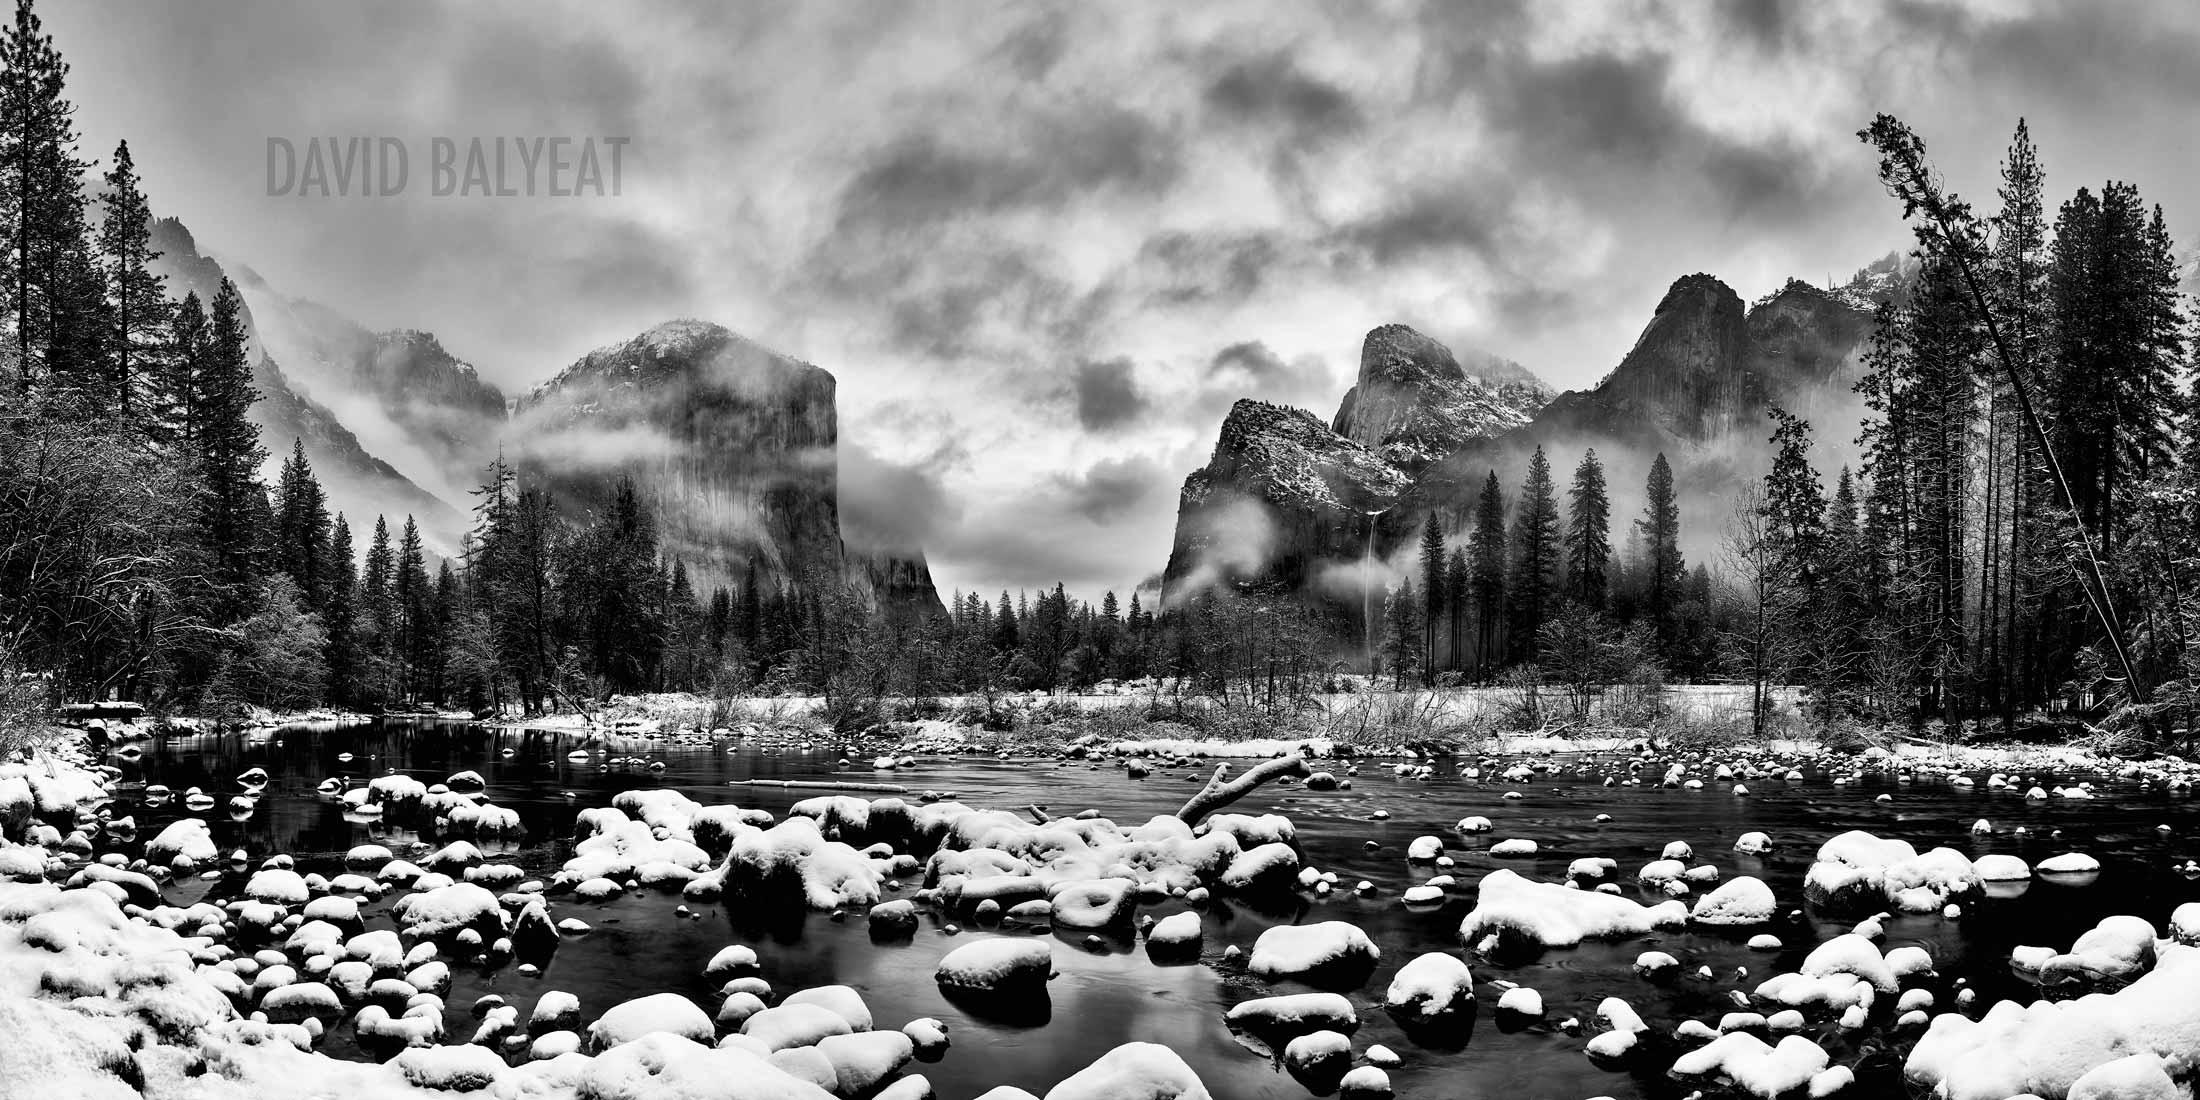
[1026,804,1052,825]
[1177,754,1310,827]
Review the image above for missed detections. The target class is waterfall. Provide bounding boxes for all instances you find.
[1363,513,1376,676]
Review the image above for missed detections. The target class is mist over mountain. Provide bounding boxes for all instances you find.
[147,217,469,555]
[512,319,942,614]
[153,217,944,615]
[227,274,508,508]
[1162,254,1915,617]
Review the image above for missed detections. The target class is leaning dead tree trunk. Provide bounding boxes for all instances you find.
[1177,754,1312,827]
[1861,115,2146,711]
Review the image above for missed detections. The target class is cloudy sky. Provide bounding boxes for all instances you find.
[48,0,2200,601]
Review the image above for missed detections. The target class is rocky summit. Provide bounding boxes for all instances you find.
[1163,324,1550,601]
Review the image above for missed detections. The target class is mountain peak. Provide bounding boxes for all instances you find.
[1333,324,1552,468]
[1658,272,1742,312]
[529,319,824,405]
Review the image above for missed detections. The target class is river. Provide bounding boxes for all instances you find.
[105,719,2200,1099]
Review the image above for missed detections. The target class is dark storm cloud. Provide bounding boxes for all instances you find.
[1903,1,2200,107]
[995,9,1071,81]
[832,108,1182,231]
[1072,357,1147,432]
[1331,184,1508,266]
[1191,339,1337,424]
[1054,456,1166,523]
[1208,341,1288,381]
[1202,52,1363,145]
[1492,50,1826,217]
[1129,230,1287,306]
[1713,0,1803,49]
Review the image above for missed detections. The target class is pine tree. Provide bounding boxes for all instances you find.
[361,515,396,702]
[738,560,762,647]
[1987,119,2050,719]
[395,515,430,699]
[1762,408,1828,592]
[426,559,460,702]
[1,0,97,395]
[1565,448,1611,610]
[1417,511,1445,682]
[1382,579,1420,689]
[992,591,1019,652]
[153,291,206,449]
[1637,453,1684,648]
[193,278,265,604]
[324,514,357,703]
[562,476,663,691]
[1443,547,1468,674]
[271,438,330,609]
[1507,446,1562,662]
[97,139,167,423]
[1468,471,1507,676]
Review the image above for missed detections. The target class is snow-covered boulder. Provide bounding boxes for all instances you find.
[393,882,505,939]
[1219,843,1300,893]
[1042,1042,1210,1100]
[1458,869,1685,950]
[2036,916,2159,991]
[1249,921,1380,987]
[1907,944,2200,1099]
[1224,992,1359,1045]
[145,818,217,868]
[1049,879,1136,930]
[394,1044,508,1091]
[743,1003,856,1052]
[2038,852,2102,876]
[814,1031,914,1096]
[587,992,714,1052]
[1147,912,1203,959]
[719,817,883,910]
[1671,1032,1832,1098]
[1801,934,1898,994]
[1382,952,1472,1021]
[1282,1030,1352,1089]
[935,938,1053,995]
[1806,831,1979,912]
[1692,876,1777,926]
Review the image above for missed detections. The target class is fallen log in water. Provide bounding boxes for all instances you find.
[1178,754,1312,827]
[726,779,911,793]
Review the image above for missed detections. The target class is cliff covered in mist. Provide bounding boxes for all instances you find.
[1162,258,1912,614]
[513,320,943,614]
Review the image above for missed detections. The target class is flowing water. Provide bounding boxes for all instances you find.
[105,720,2200,1099]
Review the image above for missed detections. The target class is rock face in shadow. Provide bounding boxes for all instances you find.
[1161,399,1412,603]
[514,320,941,614]
[1162,261,1910,617]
